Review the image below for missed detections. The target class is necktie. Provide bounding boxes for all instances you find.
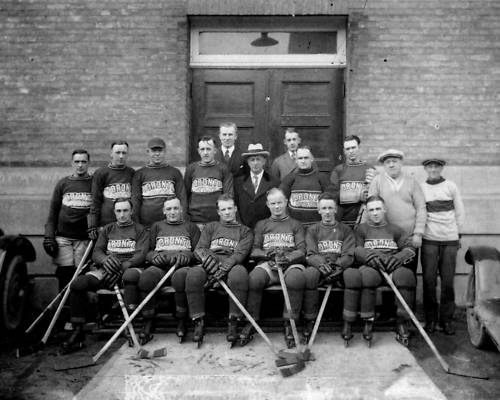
[291,151,297,160]
[253,175,259,193]
[224,149,230,161]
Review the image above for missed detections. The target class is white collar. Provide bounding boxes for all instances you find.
[251,170,264,180]
[222,145,235,154]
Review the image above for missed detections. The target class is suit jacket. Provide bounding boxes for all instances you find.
[270,152,297,181]
[215,144,247,178]
[234,171,280,229]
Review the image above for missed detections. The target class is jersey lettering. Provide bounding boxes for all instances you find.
[107,239,136,254]
[62,192,92,209]
[142,180,175,198]
[210,237,238,251]
[103,183,131,200]
[340,181,364,204]
[155,236,191,251]
[364,239,398,250]
[191,177,223,194]
[289,191,320,210]
[263,233,295,249]
[318,240,343,254]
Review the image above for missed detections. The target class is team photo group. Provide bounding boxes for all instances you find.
[43,122,464,354]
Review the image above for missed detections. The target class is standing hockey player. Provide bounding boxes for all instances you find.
[330,135,376,228]
[280,146,332,226]
[234,143,279,229]
[305,193,356,345]
[185,136,233,231]
[44,149,93,291]
[62,198,148,353]
[420,158,465,335]
[131,137,187,227]
[123,197,200,344]
[368,149,426,271]
[354,196,416,347]
[195,194,253,347]
[88,141,135,239]
[240,188,307,348]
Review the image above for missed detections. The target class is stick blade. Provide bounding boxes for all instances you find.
[279,359,306,378]
[53,356,96,371]
[151,348,167,358]
[16,342,45,357]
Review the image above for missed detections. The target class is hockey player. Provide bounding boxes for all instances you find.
[195,194,253,347]
[131,137,187,227]
[305,193,356,345]
[420,158,465,335]
[87,141,135,239]
[279,146,332,226]
[354,195,416,346]
[184,135,233,230]
[330,135,376,228]
[44,149,92,291]
[270,128,301,181]
[62,198,148,353]
[123,197,200,344]
[234,143,279,229]
[368,149,426,271]
[240,188,306,348]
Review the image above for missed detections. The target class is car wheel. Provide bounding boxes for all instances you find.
[465,271,490,349]
[1,255,29,331]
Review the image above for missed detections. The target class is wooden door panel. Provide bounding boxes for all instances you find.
[269,69,344,172]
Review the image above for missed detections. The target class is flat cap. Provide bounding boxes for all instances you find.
[377,149,404,163]
[422,158,446,166]
[147,137,166,149]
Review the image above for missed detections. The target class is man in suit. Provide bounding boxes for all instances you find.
[234,144,280,229]
[270,127,301,181]
[215,122,246,178]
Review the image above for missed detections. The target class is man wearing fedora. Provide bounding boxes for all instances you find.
[234,144,279,229]
[132,137,187,227]
[368,149,426,272]
[420,158,465,335]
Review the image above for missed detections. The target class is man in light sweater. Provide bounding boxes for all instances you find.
[420,158,465,335]
[368,149,426,271]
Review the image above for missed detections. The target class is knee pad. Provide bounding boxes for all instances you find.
[227,265,249,287]
[343,268,362,289]
[122,268,141,285]
[186,266,206,289]
[171,267,189,291]
[138,268,163,292]
[249,268,269,290]
[284,268,306,290]
[71,275,90,291]
[392,267,416,288]
[303,267,320,289]
[360,267,382,288]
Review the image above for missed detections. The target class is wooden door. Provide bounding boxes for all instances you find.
[191,68,344,171]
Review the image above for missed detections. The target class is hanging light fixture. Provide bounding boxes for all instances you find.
[250,32,279,47]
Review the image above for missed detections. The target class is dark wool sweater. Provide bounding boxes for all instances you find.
[45,174,92,240]
[280,167,332,224]
[330,161,374,226]
[92,221,148,267]
[89,165,135,228]
[146,220,200,267]
[184,161,233,223]
[305,221,355,269]
[132,164,187,227]
[195,221,253,268]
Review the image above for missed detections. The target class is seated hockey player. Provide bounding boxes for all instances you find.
[240,187,306,348]
[62,198,148,353]
[305,193,356,345]
[123,197,200,344]
[195,194,253,347]
[354,195,416,347]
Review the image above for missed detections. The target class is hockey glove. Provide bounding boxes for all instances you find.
[202,254,220,274]
[152,253,174,268]
[266,248,279,260]
[323,265,344,285]
[318,263,334,278]
[385,255,402,274]
[175,253,191,267]
[213,261,232,282]
[43,237,59,258]
[102,270,121,289]
[87,227,99,241]
[103,255,122,275]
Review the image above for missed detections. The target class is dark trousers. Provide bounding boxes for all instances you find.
[421,241,459,324]
[343,267,362,322]
[359,265,416,320]
[171,266,207,320]
[69,274,100,324]
[123,266,163,319]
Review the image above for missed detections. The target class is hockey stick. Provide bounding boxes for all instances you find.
[114,285,166,359]
[17,241,94,357]
[380,270,489,380]
[307,284,332,348]
[217,279,305,377]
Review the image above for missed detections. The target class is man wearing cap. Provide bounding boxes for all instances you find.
[44,149,93,291]
[420,158,465,335]
[214,122,246,178]
[234,144,279,229]
[185,135,233,230]
[271,127,301,181]
[330,135,376,228]
[132,138,187,227]
[368,149,426,271]
[88,141,135,239]
[279,146,333,226]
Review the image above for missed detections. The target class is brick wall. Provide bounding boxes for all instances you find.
[347,0,500,165]
[0,0,189,167]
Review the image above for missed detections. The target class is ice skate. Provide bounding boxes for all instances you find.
[193,317,204,348]
[341,320,353,347]
[362,318,373,348]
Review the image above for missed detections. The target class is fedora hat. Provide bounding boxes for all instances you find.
[241,143,270,158]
